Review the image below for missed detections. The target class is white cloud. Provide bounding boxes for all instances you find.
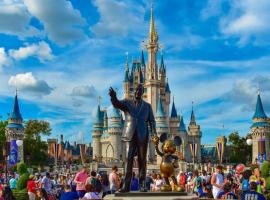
[0,48,9,70]
[220,0,270,45]
[0,0,40,38]
[91,0,145,37]
[9,41,54,62]
[200,0,224,20]
[8,72,53,96]
[23,0,86,45]
[71,85,97,98]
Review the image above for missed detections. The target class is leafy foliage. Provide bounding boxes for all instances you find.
[23,120,51,166]
[17,172,30,190]
[261,161,270,178]
[17,162,27,175]
[228,131,252,164]
[0,119,8,161]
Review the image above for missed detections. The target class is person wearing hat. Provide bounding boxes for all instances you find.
[27,175,36,200]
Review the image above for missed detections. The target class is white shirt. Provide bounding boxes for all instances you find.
[83,192,100,200]
[212,173,224,198]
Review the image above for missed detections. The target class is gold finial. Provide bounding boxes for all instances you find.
[98,96,102,106]
[125,52,129,70]
[149,3,158,43]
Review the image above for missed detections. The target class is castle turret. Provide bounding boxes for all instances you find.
[169,97,180,137]
[250,92,270,163]
[92,105,103,159]
[5,92,24,163]
[124,54,130,99]
[188,105,202,162]
[108,107,123,160]
[141,51,146,79]
[164,79,171,115]
[145,6,160,113]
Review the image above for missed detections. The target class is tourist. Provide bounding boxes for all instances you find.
[241,170,251,193]
[241,182,266,200]
[201,170,210,186]
[192,170,203,195]
[250,166,266,194]
[60,185,79,200]
[211,165,224,199]
[109,166,120,194]
[36,188,49,200]
[178,171,187,189]
[86,171,102,193]
[35,174,43,188]
[217,183,237,199]
[27,175,37,200]
[145,172,153,191]
[131,172,140,191]
[2,185,16,200]
[101,174,111,198]
[9,173,17,190]
[82,184,101,200]
[74,167,89,198]
[153,174,164,192]
[42,172,53,194]
[170,176,178,191]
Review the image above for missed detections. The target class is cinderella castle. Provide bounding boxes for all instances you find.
[91,7,202,164]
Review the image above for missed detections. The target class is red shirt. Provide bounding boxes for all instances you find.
[27,180,36,193]
[179,175,186,187]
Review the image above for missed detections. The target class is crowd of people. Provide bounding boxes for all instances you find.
[0,164,268,199]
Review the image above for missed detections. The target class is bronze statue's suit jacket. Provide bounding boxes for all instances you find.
[111,98,156,143]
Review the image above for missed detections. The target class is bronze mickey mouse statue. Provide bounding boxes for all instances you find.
[152,133,182,192]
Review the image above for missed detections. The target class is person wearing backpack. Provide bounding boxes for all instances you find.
[86,171,102,194]
[192,170,203,195]
[241,170,250,193]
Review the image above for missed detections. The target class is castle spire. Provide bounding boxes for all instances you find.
[190,101,196,125]
[141,51,145,67]
[124,53,130,82]
[10,91,22,120]
[253,92,267,119]
[179,116,187,133]
[156,96,165,117]
[171,97,177,118]
[148,5,158,43]
[159,53,166,73]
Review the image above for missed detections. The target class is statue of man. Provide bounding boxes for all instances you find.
[109,84,156,192]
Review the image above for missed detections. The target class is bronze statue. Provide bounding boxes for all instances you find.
[152,134,182,192]
[109,84,156,192]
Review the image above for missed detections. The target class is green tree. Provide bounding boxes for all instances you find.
[228,131,252,164]
[24,120,51,166]
[0,119,8,161]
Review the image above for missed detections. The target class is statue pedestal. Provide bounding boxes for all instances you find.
[104,192,198,200]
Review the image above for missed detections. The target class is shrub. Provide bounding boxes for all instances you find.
[261,161,270,178]
[265,176,270,191]
[13,188,29,200]
[17,172,30,190]
[17,162,28,175]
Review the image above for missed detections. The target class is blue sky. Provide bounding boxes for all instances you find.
[1,0,270,144]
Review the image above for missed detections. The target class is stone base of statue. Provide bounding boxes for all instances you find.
[104,192,198,200]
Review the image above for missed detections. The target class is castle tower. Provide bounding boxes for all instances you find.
[188,105,202,162]
[179,116,188,159]
[144,6,160,113]
[103,109,108,129]
[108,107,123,160]
[169,98,180,137]
[5,92,24,163]
[250,92,270,163]
[124,54,130,99]
[155,97,169,163]
[92,105,103,159]
[141,51,146,80]
[165,79,171,116]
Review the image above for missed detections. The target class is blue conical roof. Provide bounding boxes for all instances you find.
[159,54,166,73]
[10,93,22,120]
[179,116,187,132]
[165,81,171,93]
[171,99,177,118]
[110,107,121,118]
[124,69,129,82]
[141,51,145,67]
[190,108,196,125]
[156,97,165,117]
[94,105,103,124]
[253,94,267,119]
